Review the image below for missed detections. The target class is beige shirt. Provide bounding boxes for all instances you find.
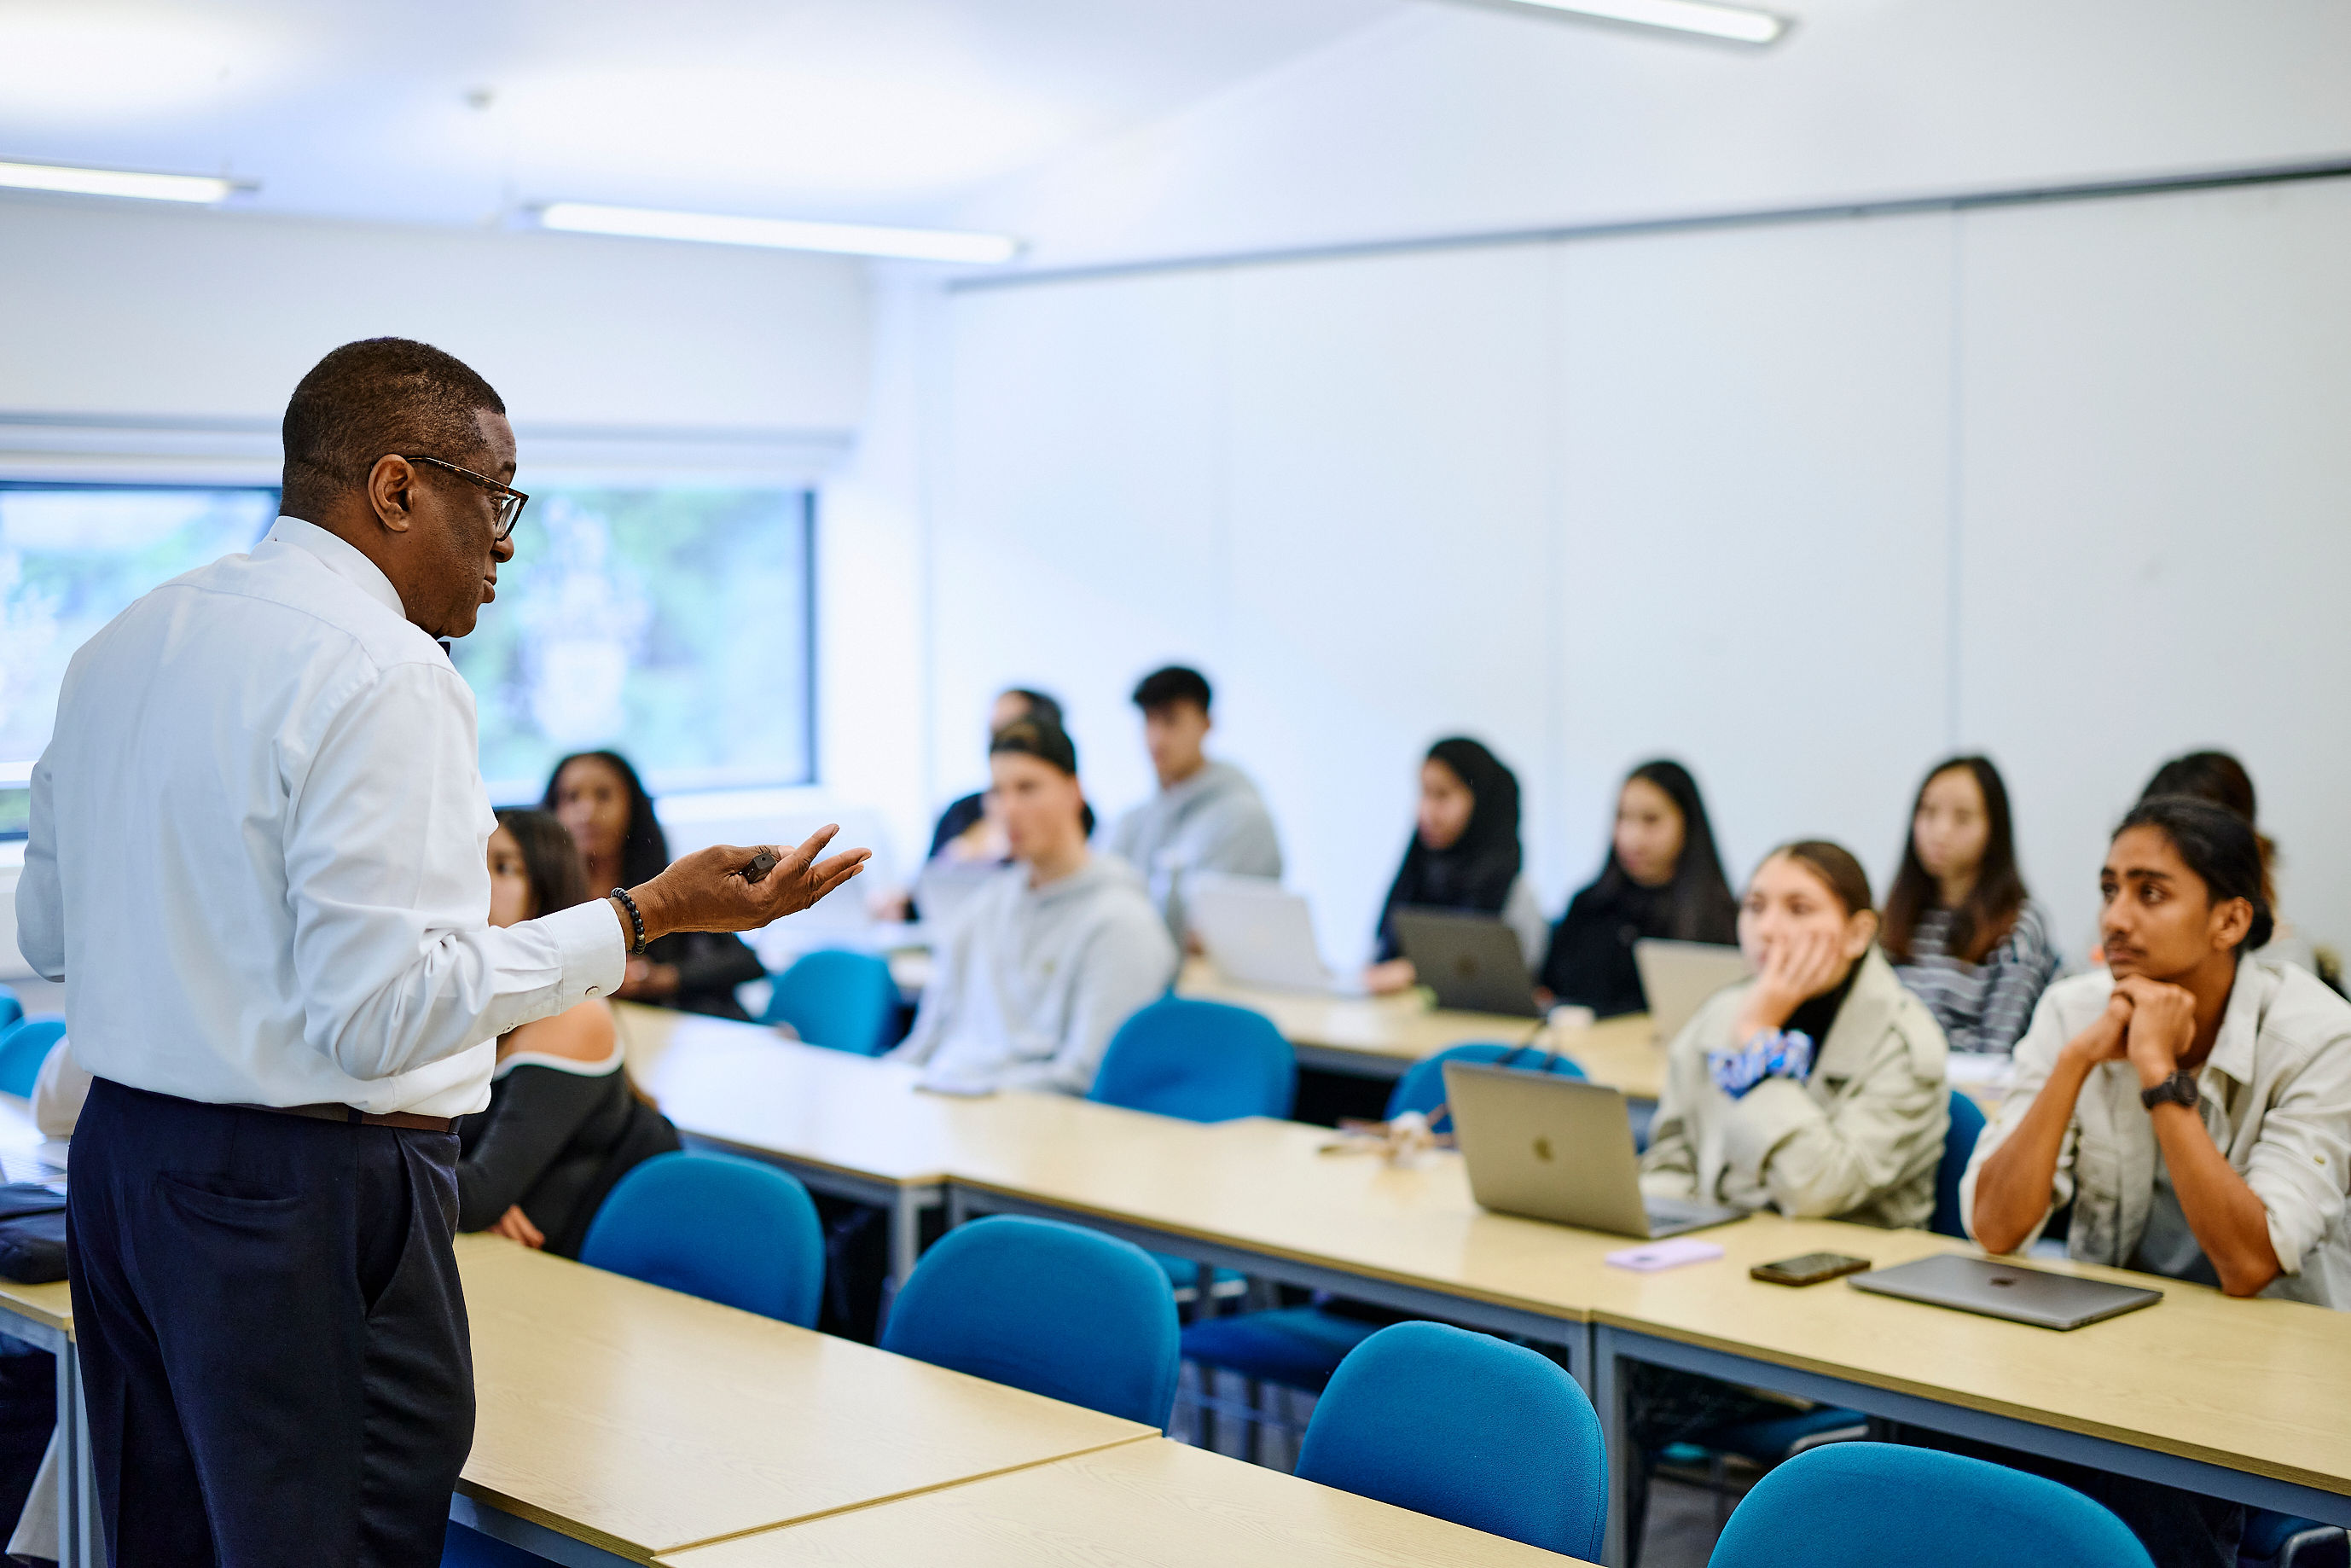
[1959,957,2351,1308]
[1640,948,1951,1228]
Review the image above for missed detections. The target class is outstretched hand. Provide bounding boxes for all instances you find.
[622,825,871,943]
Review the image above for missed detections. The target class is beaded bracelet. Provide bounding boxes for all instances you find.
[609,886,647,955]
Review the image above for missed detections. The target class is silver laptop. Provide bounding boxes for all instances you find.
[1634,938,1751,1043]
[914,858,1001,932]
[1187,874,1355,995]
[1393,909,1542,1019]
[1849,1253,2162,1330]
[1446,1063,1743,1239]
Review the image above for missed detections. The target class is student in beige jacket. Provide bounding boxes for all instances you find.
[1624,841,1949,1551]
[1642,840,1950,1227]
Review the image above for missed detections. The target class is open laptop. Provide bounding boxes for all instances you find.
[1634,938,1751,1043]
[1849,1253,2162,1331]
[1392,909,1542,1019]
[914,858,1001,932]
[1446,1063,1743,1239]
[1186,874,1357,995]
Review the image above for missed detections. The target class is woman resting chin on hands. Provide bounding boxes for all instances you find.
[1640,841,1950,1229]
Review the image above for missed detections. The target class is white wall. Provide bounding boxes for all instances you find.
[927,176,2351,965]
[0,196,869,445]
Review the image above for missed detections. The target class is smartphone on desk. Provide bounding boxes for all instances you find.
[1750,1251,1871,1286]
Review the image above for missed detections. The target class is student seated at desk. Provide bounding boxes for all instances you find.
[2136,749,2319,975]
[1880,755,2064,1055]
[1640,840,1949,1227]
[888,719,1179,1095]
[927,686,1066,862]
[546,749,766,1019]
[1536,759,1737,1017]
[1364,737,1546,996]
[457,810,682,1257]
[1952,799,2351,1568]
[1106,665,1283,939]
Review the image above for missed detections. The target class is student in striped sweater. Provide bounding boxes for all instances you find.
[1880,756,2064,1056]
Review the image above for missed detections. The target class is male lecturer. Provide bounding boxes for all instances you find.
[16,338,867,1566]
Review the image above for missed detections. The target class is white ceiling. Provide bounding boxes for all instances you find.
[0,0,1402,230]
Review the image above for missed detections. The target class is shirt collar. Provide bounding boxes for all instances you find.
[264,515,407,621]
[2204,952,2269,1087]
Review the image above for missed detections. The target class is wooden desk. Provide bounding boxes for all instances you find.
[455,1235,1155,1564]
[612,1002,955,1283]
[657,1437,1586,1568]
[1177,962,1666,1099]
[1574,1215,2351,1558]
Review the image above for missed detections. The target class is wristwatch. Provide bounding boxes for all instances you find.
[2140,1071,2198,1111]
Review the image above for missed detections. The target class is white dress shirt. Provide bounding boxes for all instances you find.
[15,516,624,1117]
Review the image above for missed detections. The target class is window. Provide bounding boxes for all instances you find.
[453,486,816,803]
[0,480,816,834]
[0,483,280,835]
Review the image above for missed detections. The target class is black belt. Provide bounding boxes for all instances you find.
[237,1102,456,1134]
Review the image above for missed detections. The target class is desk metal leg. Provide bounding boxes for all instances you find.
[1594,1324,1632,1568]
[889,1187,926,1292]
[49,1345,76,1568]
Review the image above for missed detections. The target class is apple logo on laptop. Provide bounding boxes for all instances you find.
[1533,1137,1554,1162]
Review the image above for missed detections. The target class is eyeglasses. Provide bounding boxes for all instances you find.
[401,455,529,540]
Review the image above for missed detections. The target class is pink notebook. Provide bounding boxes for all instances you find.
[1605,1238,1726,1272]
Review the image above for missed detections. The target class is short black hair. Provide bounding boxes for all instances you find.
[2116,795,2275,951]
[281,338,507,519]
[990,717,1078,777]
[999,688,1065,733]
[1130,665,1211,715]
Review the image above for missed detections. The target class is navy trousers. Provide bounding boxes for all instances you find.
[67,1077,473,1568]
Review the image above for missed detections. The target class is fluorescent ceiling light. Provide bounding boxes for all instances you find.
[1463,0,1787,44]
[0,159,237,203]
[537,202,1022,264]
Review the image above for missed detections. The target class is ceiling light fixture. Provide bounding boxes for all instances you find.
[536,201,1022,264]
[1459,0,1788,45]
[0,159,239,203]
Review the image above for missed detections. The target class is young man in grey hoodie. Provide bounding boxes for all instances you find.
[890,718,1178,1096]
[1106,665,1284,939]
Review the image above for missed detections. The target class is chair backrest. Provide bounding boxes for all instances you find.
[0,995,21,1034]
[578,1151,824,1327]
[1386,1042,1587,1132]
[880,1215,1180,1428]
[1086,998,1295,1123]
[0,1019,67,1101]
[1296,1321,1606,1559]
[1708,1441,2153,1568]
[1930,1089,1989,1239]
[761,949,899,1055]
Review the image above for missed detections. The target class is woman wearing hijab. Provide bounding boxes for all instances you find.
[1363,737,1546,995]
[543,750,769,1019]
[1539,759,1740,1017]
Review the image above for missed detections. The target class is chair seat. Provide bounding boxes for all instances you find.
[2240,1509,2346,1568]
[1181,1305,1384,1391]
[1694,1405,1868,1466]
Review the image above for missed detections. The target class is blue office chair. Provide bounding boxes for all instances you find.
[0,995,21,1034]
[1088,998,1295,1307]
[439,1522,544,1567]
[760,950,900,1055]
[1088,998,1295,1124]
[578,1152,825,1327]
[2239,1510,2346,1568]
[1296,1321,1606,1559]
[0,1019,67,1101]
[880,1215,1181,1429]
[1386,1041,1587,1135]
[1708,1442,2154,1568]
[1931,1088,1990,1240]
